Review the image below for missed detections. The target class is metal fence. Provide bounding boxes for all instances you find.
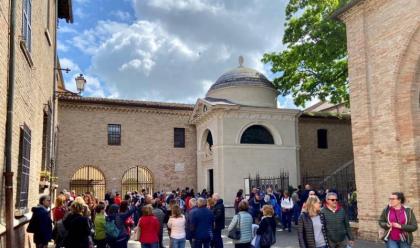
[301,161,357,220]
[244,171,289,196]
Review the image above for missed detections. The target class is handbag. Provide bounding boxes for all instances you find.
[251,235,261,248]
[228,213,241,240]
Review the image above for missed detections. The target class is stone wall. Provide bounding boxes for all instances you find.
[56,99,197,198]
[339,0,420,242]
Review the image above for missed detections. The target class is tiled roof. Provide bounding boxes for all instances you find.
[58,95,194,111]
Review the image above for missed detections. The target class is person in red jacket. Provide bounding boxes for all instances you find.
[114,193,122,205]
[138,205,160,248]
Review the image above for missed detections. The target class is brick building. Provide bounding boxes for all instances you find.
[335,0,420,243]
[0,0,72,247]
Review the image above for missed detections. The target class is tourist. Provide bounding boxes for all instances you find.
[94,203,107,248]
[152,199,166,248]
[63,200,94,248]
[186,198,198,247]
[281,191,294,232]
[207,198,215,210]
[115,193,122,205]
[292,188,301,225]
[190,198,214,248]
[27,195,53,248]
[301,184,312,204]
[168,205,186,248]
[234,189,244,214]
[321,192,354,248]
[212,193,225,248]
[228,200,253,248]
[298,196,329,248]
[249,192,263,224]
[107,202,140,248]
[120,201,135,240]
[138,205,160,248]
[256,205,276,248]
[379,192,418,248]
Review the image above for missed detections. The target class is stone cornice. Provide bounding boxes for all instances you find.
[59,102,192,117]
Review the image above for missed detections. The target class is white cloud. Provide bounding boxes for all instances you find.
[60,58,81,72]
[111,10,132,21]
[71,0,286,102]
[57,43,69,52]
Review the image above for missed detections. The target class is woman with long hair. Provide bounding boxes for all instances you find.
[379,192,418,248]
[167,205,186,248]
[297,196,329,248]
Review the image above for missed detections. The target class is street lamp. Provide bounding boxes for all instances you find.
[75,74,86,95]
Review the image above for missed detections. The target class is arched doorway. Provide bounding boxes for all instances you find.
[121,166,153,194]
[70,166,106,200]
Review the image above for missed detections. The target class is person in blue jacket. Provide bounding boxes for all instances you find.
[190,198,214,248]
[27,195,53,248]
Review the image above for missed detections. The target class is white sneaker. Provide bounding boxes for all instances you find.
[278,228,284,231]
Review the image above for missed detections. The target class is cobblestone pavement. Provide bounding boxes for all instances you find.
[127,225,385,248]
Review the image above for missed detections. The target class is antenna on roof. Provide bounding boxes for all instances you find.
[239,55,244,67]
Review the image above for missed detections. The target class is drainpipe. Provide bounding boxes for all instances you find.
[49,0,59,201]
[295,110,303,186]
[4,0,17,247]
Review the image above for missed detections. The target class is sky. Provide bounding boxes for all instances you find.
[57,0,302,109]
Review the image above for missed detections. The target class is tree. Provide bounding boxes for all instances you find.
[262,0,350,107]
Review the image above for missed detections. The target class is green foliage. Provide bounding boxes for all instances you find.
[262,0,350,107]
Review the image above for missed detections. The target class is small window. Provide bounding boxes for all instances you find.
[41,110,52,170]
[17,124,31,209]
[240,125,274,144]
[108,124,121,146]
[317,129,328,149]
[22,0,32,52]
[174,128,185,148]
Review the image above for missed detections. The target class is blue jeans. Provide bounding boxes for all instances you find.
[386,240,411,248]
[282,210,292,231]
[171,238,186,248]
[142,242,159,248]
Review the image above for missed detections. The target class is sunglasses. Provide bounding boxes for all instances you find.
[389,198,398,201]
[328,199,338,202]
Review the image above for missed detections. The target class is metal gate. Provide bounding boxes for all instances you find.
[122,166,153,194]
[244,171,289,196]
[70,166,106,200]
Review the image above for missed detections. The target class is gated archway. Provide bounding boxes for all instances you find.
[70,166,106,200]
[121,166,153,194]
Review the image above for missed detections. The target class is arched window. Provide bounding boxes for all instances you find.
[240,125,274,144]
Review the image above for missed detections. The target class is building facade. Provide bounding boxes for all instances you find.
[57,62,353,206]
[336,0,420,242]
[0,0,72,247]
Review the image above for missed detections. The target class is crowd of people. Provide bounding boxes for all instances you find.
[27,186,417,248]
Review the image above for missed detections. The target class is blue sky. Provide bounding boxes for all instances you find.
[57,0,305,109]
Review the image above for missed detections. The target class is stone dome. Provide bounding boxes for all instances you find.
[207,66,275,92]
[206,57,278,108]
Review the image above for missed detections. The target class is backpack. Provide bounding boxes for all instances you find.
[260,220,276,247]
[105,219,120,239]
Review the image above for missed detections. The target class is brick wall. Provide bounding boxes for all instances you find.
[0,0,58,247]
[56,100,197,198]
[299,116,353,180]
[340,0,420,242]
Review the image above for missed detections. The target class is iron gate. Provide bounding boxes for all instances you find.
[122,166,153,194]
[70,166,106,200]
[244,171,289,196]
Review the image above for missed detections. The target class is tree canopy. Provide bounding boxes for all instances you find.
[262,0,350,107]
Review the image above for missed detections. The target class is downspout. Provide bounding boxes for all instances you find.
[295,111,303,186]
[4,0,17,247]
[50,0,58,201]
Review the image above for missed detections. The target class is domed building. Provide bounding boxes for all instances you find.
[189,57,300,201]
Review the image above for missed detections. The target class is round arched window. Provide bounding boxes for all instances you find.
[240,125,274,144]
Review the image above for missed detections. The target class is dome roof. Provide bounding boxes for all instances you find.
[207,66,275,93]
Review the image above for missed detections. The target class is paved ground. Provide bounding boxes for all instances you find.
[127,224,385,248]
